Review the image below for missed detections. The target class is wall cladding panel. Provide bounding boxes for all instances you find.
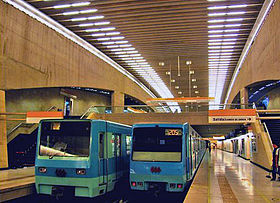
[0,1,151,103]
[228,1,280,103]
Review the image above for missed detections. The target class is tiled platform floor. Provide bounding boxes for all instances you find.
[184,150,280,203]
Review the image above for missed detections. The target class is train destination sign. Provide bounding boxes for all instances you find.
[165,129,182,136]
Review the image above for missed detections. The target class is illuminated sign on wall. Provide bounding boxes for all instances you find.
[208,109,256,124]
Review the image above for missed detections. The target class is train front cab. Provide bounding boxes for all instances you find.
[35,119,131,198]
[130,123,190,193]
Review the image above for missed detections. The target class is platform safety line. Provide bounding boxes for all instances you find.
[207,151,211,203]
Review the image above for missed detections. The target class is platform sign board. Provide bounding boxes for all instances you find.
[26,111,63,123]
[208,109,256,124]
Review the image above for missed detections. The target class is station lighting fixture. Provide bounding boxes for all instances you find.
[192,79,197,82]
[175,86,180,89]
[85,27,115,32]
[193,85,198,89]
[207,2,247,109]
[78,21,110,27]
[63,9,97,16]
[159,62,165,66]
[195,91,199,94]
[186,61,192,65]
[8,0,181,113]
[71,16,104,21]
[171,79,175,82]
[208,18,243,23]
[53,2,91,9]
[178,92,182,95]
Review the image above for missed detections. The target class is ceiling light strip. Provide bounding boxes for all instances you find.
[224,0,275,107]
[4,0,156,98]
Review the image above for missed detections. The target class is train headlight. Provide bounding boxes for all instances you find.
[170,183,176,188]
[38,167,47,173]
[76,168,86,175]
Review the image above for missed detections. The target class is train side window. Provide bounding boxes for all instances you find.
[126,135,132,155]
[99,133,104,159]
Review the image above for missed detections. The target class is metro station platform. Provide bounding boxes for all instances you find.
[0,167,34,202]
[1,150,280,202]
[185,150,280,203]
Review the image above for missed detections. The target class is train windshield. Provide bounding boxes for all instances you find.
[132,127,182,162]
[39,121,91,157]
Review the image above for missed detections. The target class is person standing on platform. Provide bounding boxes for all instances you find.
[277,144,280,181]
[271,144,278,181]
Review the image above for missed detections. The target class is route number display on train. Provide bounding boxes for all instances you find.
[165,129,182,136]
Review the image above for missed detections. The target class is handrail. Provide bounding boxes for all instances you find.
[257,109,280,113]
[0,112,26,115]
[80,105,95,119]
[257,117,280,120]
[7,106,57,137]
[263,122,273,147]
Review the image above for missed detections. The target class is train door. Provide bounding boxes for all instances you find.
[189,131,193,177]
[112,134,121,179]
[99,132,108,187]
[191,133,196,174]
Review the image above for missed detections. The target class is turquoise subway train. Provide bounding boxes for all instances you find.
[35,119,132,198]
[129,123,206,193]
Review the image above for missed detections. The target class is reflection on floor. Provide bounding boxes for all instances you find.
[185,150,280,203]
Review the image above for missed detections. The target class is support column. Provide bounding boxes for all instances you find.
[240,87,248,109]
[111,91,124,113]
[0,90,8,168]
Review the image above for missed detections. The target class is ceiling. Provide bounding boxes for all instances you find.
[23,0,264,105]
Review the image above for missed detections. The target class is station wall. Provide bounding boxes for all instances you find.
[228,1,280,103]
[0,1,152,103]
[266,88,280,109]
[5,87,110,131]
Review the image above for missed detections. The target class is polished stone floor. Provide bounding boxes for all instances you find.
[185,149,280,203]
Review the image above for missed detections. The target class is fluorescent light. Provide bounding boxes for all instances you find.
[115,41,128,44]
[111,36,125,40]
[96,37,110,41]
[72,2,91,7]
[208,5,247,10]
[95,22,110,26]
[208,12,226,17]
[92,32,120,37]
[53,4,71,9]
[208,6,227,10]
[228,5,247,9]
[63,11,79,15]
[106,32,120,35]
[208,38,237,42]
[80,9,98,14]
[79,23,94,27]
[54,2,90,9]
[63,9,97,16]
[208,18,243,23]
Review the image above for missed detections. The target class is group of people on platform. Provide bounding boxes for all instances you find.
[271,143,280,181]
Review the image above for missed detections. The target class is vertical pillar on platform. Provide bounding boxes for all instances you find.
[0,90,8,168]
[111,91,124,113]
[240,87,248,109]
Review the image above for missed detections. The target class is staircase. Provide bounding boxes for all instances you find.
[8,129,38,168]
[7,106,57,168]
[260,113,280,145]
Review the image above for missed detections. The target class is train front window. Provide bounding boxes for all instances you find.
[132,127,182,162]
[39,121,91,157]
